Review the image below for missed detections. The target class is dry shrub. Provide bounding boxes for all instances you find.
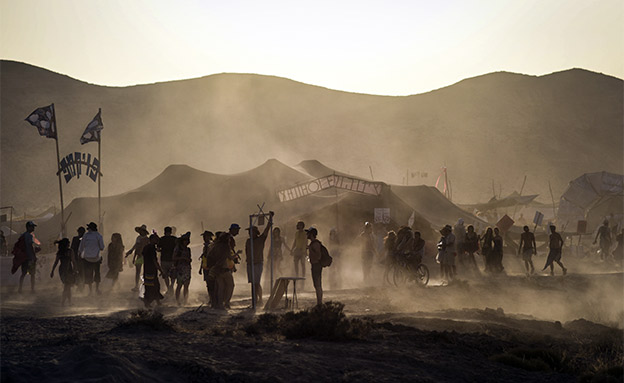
[114,309,175,332]
[247,301,371,341]
[491,347,564,372]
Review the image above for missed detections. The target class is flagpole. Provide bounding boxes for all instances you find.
[98,108,102,234]
[52,104,66,237]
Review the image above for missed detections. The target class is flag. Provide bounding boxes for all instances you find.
[80,109,103,144]
[24,104,56,138]
[408,210,415,227]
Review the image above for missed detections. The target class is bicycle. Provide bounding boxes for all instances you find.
[384,253,429,287]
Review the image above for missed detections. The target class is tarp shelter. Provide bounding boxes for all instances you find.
[464,191,539,212]
[391,185,486,229]
[557,172,624,230]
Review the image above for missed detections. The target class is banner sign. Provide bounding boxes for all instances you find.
[278,174,384,202]
[533,211,544,226]
[374,208,391,224]
[58,152,100,183]
[496,214,515,233]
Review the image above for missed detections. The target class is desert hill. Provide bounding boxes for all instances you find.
[1,60,622,213]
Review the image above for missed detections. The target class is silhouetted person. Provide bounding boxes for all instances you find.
[480,227,494,272]
[454,219,466,268]
[543,225,567,276]
[245,212,273,307]
[70,226,86,291]
[18,221,40,293]
[437,225,455,282]
[105,233,124,288]
[271,227,289,277]
[50,238,76,306]
[142,234,164,308]
[593,220,612,261]
[290,221,307,280]
[79,222,105,295]
[518,225,536,275]
[212,232,236,309]
[492,227,504,273]
[158,226,177,294]
[306,227,323,306]
[464,225,480,274]
[359,222,378,281]
[614,229,624,266]
[173,232,192,305]
[199,230,215,304]
[126,224,150,292]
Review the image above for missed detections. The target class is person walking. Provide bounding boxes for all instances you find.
[199,231,215,304]
[593,220,612,261]
[17,221,40,293]
[105,233,124,288]
[78,222,105,295]
[126,224,150,292]
[173,232,192,305]
[142,234,164,308]
[518,226,536,275]
[158,226,177,294]
[464,225,480,274]
[492,227,504,273]
[306,227,323,306]
[543,225,567,276]
[50,238,76,306]
[212,232,236,310]
[70,227,86,291]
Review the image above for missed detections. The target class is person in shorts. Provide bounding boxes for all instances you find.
[158,226,177,294]
[518,225,536,275]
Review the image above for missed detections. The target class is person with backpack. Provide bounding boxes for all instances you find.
[78,222,105,295]
[16,221,40,293]
[306,227,324,306]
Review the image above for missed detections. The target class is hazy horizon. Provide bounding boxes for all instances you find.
[2,0,622,96]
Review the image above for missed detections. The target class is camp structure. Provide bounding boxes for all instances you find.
[391,185,486,229]
[557,171,624,232]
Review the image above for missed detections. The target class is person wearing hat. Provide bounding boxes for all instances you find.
[126,224,150,292]
[227,223,241,259]
[142,233,164,308]
[18,221,40,293]
[50,238,76,305]
[78,222,105,295]
[244,212,273,307]
[306,227,323,306]
[436,225,456,283]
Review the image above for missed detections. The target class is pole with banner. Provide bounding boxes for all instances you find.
[80,108,104,233]
[24,103,66,236]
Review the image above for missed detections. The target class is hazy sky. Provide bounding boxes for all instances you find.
[1,0,622,95]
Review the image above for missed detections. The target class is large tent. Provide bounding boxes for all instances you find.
[557,172,624,232]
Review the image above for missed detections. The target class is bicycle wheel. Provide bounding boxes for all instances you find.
[393,264,406,287]
[414,264,429,286]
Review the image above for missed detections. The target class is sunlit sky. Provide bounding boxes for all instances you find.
[1,0,622,95]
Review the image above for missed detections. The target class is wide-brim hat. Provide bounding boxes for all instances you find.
[229,223,241,231]
[305,227,318,236]
[135,224,148,234]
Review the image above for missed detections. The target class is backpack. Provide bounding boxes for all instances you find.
[319,242,333,268]
[12,235,26,257]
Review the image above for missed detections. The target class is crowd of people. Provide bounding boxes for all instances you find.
[8,212,624,307]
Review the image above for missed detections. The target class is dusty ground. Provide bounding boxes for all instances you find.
[1,252,623,382]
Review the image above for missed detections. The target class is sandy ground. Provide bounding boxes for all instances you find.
[1,250,623,382]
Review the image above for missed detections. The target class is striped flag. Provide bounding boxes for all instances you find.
[24,104,57,138]
[80,109,103,144]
